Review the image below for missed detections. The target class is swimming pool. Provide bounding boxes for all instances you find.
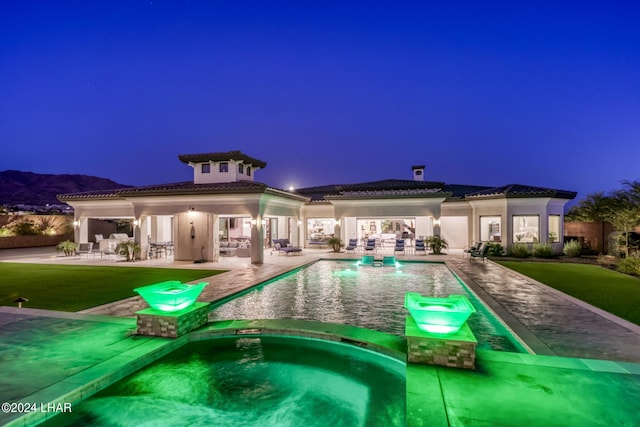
[42,336,405,427]
[210,260,525,352]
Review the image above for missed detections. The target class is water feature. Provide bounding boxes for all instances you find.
[210,260,525,352]
[42,336,405,427]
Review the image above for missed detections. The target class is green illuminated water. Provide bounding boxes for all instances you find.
[43,337,405,427]
[211,260,523,352]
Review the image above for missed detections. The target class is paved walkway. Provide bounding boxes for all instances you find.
[2,246,640,362]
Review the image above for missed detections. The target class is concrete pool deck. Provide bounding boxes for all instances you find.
[1,246,640,426]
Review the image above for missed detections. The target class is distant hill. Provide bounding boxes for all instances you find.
[0,170,130,206]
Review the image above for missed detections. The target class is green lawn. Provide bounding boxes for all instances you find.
[497,261,640,326]
[0,263,224,312]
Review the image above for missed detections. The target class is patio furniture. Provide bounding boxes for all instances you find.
[364,238,376,252]
[469,243,490,262]
[76,242,94,258]
[394,239,405,255]
[345,238,358,253]
[99,239,118,259]
[272,238,303,256]
[463,242,482,259]
[414,239,427,255]
[219,241,239,257]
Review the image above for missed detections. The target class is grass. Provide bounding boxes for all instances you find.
[497,261,640,326]
[0,263,224,312]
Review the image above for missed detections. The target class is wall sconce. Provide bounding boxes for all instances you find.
[297,220,302,226]
[133,219,139,227]
[433,219,441,227]
[73,220,79,227]
[251,219,257,226]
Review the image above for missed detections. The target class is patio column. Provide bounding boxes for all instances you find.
[250,216,264,264]
[433,217,441,237]
[334,218,341,242]
[74,217,89,243]
[291,217,301,247]
[138,215,150,260]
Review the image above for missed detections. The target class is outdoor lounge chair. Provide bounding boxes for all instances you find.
[394,239,405,255]
[345,238,358,253]
[414,239,427,255]
[271,239,302,256]
[76,242,94,258]
[463,242,482,259]
[364,238,377,252]
[469,243,490,262]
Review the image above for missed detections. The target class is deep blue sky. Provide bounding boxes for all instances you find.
[1,1,638,201]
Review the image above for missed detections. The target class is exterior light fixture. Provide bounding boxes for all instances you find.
[133,219,139,227]
[251,219,257,225]
[297,220,302,226]
[433,219,441,227]
[73,220,79,227]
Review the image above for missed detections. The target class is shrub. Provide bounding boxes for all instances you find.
[617,256,640,276]
[532,243,554,258]
[13,221,40,235]
[508,243,530,258]
[486,242,504,256]
[563,240,582,257]
[426,236,448,255]
[326,236,343,253]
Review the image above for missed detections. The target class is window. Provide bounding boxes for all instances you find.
[201,163,210,174]
[238,164,244,174]
[246,166,251,176]
[307,219,334,243]
[549,215,561,243]
[480,216,501,242]
[513,215,539,243]
[219,162,229,173]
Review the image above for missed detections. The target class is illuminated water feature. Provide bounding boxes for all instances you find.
[404,292,476,334]
[134,281,208,312]
[210,260,526,352]
[42,336,405,427]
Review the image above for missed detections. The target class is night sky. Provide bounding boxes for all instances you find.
[1,1,638,202]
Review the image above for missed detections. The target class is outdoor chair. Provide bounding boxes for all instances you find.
[469,243,490,262]
[394,239,405,255]
[76,242,94,258]
[364,238,377,252]
[345,238,358,253]
[414,239,427,255]
[463,242,482,259]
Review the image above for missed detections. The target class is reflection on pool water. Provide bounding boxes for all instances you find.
[210,260,525,352]
[43,337,405,427]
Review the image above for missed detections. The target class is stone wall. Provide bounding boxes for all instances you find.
[0,235,70,249]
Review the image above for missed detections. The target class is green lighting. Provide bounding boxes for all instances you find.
[404,293,476,334]
[134,281,208,312]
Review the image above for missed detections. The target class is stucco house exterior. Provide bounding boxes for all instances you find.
[58,150,576,264]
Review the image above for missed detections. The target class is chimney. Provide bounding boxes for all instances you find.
[411,165,425,181]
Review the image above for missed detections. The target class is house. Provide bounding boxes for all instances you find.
[58,151,576,263]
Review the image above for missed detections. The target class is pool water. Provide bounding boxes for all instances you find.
[210,260,524,352]
[42,337,406,427]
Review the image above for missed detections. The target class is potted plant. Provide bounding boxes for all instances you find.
[327,236,343,253]
[116,240,140,261]
[56,240,77,256]
[426,236,448,255]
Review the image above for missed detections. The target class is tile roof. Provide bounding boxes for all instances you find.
[465,184,577,200]
[177,150,267,168]
[58,181,308,201]
[296,179,446,201]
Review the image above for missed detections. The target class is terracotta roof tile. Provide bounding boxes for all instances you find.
[177,150,267,168]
